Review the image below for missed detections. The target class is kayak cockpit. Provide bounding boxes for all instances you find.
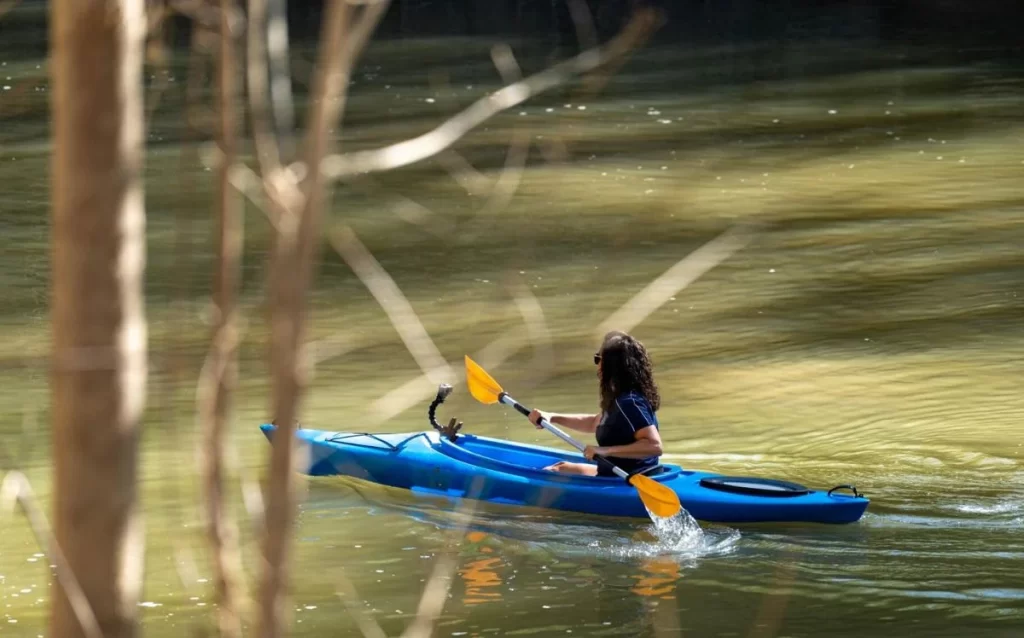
[426,382,683,484]
[436,433,685,484]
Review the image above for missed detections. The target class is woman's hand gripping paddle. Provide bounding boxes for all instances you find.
[464,355,681,519]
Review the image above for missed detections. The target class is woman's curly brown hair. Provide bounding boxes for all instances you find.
[597,330,660,413]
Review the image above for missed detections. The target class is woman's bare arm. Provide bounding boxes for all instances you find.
[595,425,663,459]
[528,410,599,433]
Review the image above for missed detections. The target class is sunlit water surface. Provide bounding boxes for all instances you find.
[1,15,1022,638]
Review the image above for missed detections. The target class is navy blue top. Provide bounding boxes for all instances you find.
[594,390,660,477]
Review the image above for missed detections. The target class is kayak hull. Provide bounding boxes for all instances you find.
[259,424,869,524]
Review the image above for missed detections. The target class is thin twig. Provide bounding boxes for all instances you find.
[507,279,554,378]
[267,0,296,160]
[197,144,280,226]
[321,10,658,180]
[597,224,761,337]
[399,479,483,638]
[143,7,172,136]
[241,469,266,538]
[399,552,459,638]
[247,0,282,175]
[341,173,456,239]
[476,43,531,217]
[366,317,538,426]
[1,471,103,638]
[173,540,202,596]
[367,218,747,425]
[334,480,482,638]
[454,44,532,240]
[169,0,228,28]
[0,0,22,20]
[307,330,358,366]
[334,574,390,638]
[423,71,494,198]
[328,224,453,386]
[540,5,662,161]
[566,0,600,52]
[434,149,493,197]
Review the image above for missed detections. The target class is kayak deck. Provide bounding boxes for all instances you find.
[260,424,869,524]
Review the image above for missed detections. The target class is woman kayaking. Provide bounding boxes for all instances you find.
[528,330,664,476]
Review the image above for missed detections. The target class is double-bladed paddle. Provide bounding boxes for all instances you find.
[464,355,681,519]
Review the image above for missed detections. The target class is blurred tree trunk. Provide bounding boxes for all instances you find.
[49,1,148,637]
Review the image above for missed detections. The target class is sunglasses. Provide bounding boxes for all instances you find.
[593,353,601,365]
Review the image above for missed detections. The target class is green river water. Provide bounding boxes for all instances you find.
[1,10,1022,638]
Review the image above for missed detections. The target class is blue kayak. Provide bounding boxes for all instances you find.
[258,424,869,524]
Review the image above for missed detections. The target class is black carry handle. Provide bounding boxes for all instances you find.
[827,484,862,498]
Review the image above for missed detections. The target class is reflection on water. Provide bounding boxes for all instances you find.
[458,532,504,606]
[631,557,682,599]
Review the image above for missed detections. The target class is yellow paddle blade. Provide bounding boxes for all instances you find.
[628,473,682,519]
[465,355,504,405]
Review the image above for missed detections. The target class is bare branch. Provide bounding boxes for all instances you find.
[247,0,284,176]
[198,143,280,226]
[173,540,202,595]
[143,9,172,133]
[168,0,230,29]
[400,553,458,638]
[231,162,281,227]
[307,330,358,366]
[197,320,250,635]
[400,481,481,638]
[367,328,527,425]
[341,173,456,239]
[328,225,454,386]
[321,11,658,180]
[334,574,390,638]
[433,149,493,197]
[193,5,251,633]
[579,7,663,97]
[334,483,480,638]
[366,284,557,425]
[2,471,103,638]
[471,43,531,220]
[257,3,392,637]
[367,215,744,425]
[267,0,296,159]
[565,0,599,52]
[597,224,761,337]
[424,71,494,198]
[241,470,266,537]
[507,279,554,376]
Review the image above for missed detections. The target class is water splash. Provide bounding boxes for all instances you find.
[603,507,740,561]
